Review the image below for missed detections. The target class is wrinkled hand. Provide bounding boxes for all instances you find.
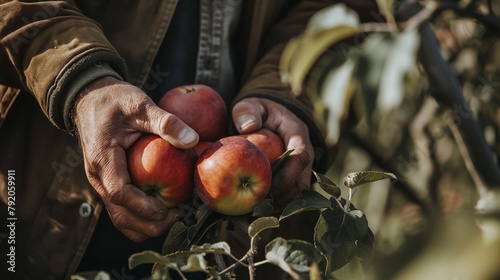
[232,98,314,203]
[74,76,199,242]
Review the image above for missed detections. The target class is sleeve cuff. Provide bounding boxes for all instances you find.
[47,49,127,135]
[62,64,123,135]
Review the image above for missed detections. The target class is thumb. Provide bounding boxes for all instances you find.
[138,104,199,149]
[232,98,265,134]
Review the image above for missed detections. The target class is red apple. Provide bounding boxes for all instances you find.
[193,141,213,157]
[158,84,228,141]
[127,134,198,208]
[194,136,272,215]
[240,128,285,163]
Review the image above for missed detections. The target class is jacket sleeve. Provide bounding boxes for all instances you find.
[233,0,379,173]
[0,0,127,133]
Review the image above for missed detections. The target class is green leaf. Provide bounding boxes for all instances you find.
[129,250,169,270]
[190,241,232,256]
[252,198,275,217]
[162,221,189,255]
[280,3,360,94]
[280,190,332,221]
[347,210,369,238]
[150,266,174,280]
[71,271,111,280]
[162,206,223,255]
[152,242,237,276]
[377,30,420,111]
[356,227,375,261]
[180,254,208,273]
[265,237,325,280]
[248,216,280,238]
[343,171,397,189]
[314,208,370,273]
[317,53,358,144]
[272,149,294,173]
[312,170,341,198]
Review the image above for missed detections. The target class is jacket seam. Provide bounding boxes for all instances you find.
[135,0,178,87]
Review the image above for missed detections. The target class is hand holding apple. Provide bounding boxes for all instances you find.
[232,98,315,203]
[194,136,272,215]
[240,128,286,163]
[73,76,195,242]
[127,134,198,208]
[158,84,228,141]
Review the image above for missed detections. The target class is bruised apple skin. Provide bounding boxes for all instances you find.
[194,136,272,215]
[127,134,198,208]
[240,128,285,163]
[158,84,228,141]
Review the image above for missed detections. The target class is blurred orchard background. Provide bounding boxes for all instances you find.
[280,0,500,279]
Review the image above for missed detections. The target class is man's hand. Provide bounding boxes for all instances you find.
[73,76,199,242]
[232,98,314,203]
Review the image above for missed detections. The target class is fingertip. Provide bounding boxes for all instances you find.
[178,127,199,147]
[236,115,258,133]
[232,99,264,134]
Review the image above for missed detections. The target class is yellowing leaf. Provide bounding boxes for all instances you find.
[248,216,280,238]
[312,170,341,198]
[343,171,397,189]
[288,26,359,94]
[180,254,208,273]
[280,4,360,95]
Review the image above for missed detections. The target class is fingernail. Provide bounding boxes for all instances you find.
[237,115,256,131]
[150,210,166,221]
[178,128,197,146]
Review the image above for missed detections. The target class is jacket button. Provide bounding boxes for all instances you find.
[79,203,93,218]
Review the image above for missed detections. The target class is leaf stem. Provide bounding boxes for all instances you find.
[402,0,439,31]
[214,254,249,277]
[345,188,352,212]
[173,265,188,280]
[253,260,269,267]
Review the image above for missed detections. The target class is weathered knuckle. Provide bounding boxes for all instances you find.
[108,187,125,205]
[159,113,182,133]
[135,204,153,218]
[127,97,150,116]
[111,211,129,229]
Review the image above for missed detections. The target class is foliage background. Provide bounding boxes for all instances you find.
[316,0,500,279]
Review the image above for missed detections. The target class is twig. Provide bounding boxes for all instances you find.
[247,236,259,280]
[214,254,227,272]
[253,260,269,267]
[347,132,432,212]
[403,0,439,31]
[445,109,489,196]
[396,0,500,189]
[408,97,440,204]
[215,254,249,277]
[173,265,188,280]
[438,1,500,31]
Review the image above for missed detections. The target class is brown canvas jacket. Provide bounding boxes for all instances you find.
[0,0,378,278]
